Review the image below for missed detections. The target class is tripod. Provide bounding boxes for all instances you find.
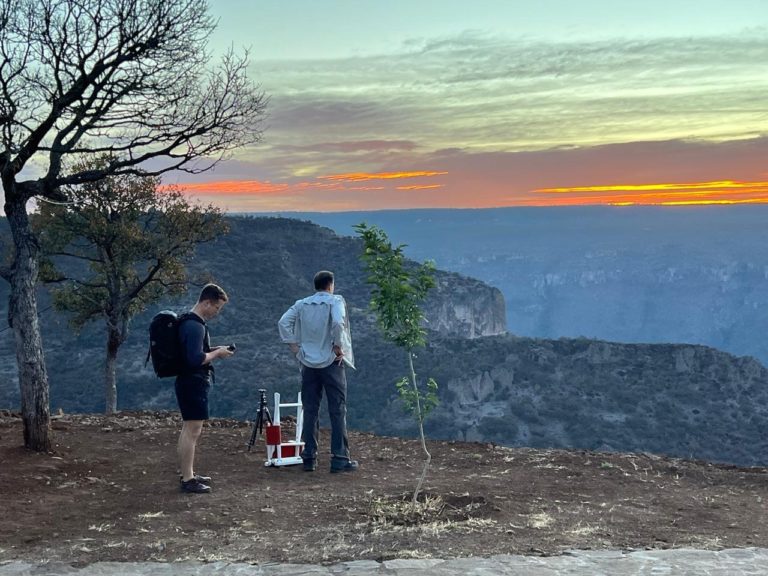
[247,388,273,452]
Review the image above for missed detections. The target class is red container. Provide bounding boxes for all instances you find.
[265,424,282,445]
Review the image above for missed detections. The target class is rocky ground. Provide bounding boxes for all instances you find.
[1,410,767,566]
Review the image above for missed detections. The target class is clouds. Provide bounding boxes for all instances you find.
[172,136,768,210]
[90,30,768,211]
[318,171,447,182]
[157,29,768,210]
[254,31,767,158]
[4,5,767,213]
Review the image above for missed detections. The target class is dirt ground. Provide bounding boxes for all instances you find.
[1,410,767,566]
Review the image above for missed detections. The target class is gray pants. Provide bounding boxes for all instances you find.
[300,362,351,464]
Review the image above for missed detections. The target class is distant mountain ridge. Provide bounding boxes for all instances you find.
[0,215,506,409]
[284,206,768,367]
[1,215,767,466]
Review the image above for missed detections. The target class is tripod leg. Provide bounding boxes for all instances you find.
[247,410,263,451]
[247,422,258,451]
[258,403,268,434]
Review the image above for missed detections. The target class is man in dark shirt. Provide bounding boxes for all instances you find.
[176,283,234,494]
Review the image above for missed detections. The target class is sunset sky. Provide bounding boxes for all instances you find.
[49,1,768,210]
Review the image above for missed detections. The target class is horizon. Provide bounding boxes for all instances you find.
[5,1,768,213]
[229,202,768,214]
[159,1,768,212]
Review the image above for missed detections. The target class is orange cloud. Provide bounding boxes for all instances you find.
[396,184,443,190]
[536,180,768,193]
[318,171,448,182]
[166,171,448,200]
[164,172,768,211]
[163,180,290,195]
[531,180,768,206]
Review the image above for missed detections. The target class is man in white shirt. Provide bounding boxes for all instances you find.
[278,270,358,473]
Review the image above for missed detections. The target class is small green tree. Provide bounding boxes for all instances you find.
[35,154,227,413]
[355,222,438,503]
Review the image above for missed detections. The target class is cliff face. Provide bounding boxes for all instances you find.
[425,273,506,338]
[373,334,768,467]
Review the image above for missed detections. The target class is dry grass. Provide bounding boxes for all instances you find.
[527,512,555,529]
[369,494,446,527]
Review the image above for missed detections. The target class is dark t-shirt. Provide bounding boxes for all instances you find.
[177,313,212,383]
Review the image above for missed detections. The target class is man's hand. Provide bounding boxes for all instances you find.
[332,344,344,365]
[217,347,235,359]
[289,343,300,356]
[204,346,234,364]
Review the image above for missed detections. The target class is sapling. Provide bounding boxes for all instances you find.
[355,223,438,503]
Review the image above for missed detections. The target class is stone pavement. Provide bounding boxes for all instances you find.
[2,548,768,575]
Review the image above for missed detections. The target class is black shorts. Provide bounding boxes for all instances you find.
[175,374,211,421]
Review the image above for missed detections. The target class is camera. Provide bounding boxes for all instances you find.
[227,343,237,352]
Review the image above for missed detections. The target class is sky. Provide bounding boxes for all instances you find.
[29,1,768,211]
[179,0,768,211]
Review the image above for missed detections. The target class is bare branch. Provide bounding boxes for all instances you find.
[45,249,102,263]
[1,0,266,201]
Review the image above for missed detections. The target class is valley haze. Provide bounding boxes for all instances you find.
[280,205,768,368]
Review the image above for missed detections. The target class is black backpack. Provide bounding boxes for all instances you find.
[146,311,204,378]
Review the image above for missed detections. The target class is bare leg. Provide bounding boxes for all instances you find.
[178,420,203,481]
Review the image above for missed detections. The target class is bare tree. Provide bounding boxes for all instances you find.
[0,0,267,450]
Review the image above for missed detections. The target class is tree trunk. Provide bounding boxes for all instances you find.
[408,350,431,504]
[104,322,121,414]
[5,195,51,452]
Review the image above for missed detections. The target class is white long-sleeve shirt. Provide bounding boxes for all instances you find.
[278,291,354,369]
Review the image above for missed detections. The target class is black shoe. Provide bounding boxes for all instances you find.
[330,460,359,473]
[180,478,211,493]
[303,460,317,472]
[179,473,212,484]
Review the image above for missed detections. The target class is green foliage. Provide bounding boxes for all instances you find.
[33,153,228,411]
[35,154,227,332]
[355,222,438,409]
[354,222,436,349]
[396,376,439,424]
[355,222,439,502]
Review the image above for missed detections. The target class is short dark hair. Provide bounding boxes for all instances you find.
[198,283,228,303]
[313,270,334,291]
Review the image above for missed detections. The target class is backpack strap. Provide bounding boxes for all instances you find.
[177,312,206,326]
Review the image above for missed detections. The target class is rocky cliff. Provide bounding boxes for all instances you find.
[423,272,506,338]
[374,334,768,467]
[2,216,767,467]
